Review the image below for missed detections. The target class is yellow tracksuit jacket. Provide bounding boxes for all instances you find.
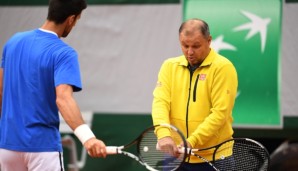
[152,48,238,163]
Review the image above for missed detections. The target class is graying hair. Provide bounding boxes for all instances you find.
[179,18,210,38]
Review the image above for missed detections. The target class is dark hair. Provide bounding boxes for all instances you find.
[179,18,210,38]
[47,0,87,24]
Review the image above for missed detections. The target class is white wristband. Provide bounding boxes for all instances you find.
[74,124,95,145]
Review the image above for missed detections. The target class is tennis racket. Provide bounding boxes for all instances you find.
[181,138,270,171]
[106,124,188,171]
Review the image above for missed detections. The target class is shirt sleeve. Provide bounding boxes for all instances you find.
[54,47,82,92]
[1,43,7,68]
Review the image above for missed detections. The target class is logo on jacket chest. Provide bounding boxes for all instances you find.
[199,74,207,81]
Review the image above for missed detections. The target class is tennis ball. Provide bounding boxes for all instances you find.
[143,146,149,152]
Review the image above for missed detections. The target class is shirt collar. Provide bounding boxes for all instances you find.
[38,28,58,37]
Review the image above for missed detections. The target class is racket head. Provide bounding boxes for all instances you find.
[212,138,270,170]
[137,124,187,171]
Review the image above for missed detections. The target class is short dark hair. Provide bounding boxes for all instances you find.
[47,0,87,24]
[179,18,210,38]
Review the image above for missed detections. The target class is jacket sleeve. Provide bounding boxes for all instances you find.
[187,62,238,147]
[152,60,172,139]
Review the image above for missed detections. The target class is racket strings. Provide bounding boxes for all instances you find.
[213,139,269,171]
[138,128,185,171]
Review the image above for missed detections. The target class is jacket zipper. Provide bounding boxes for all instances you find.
[193,74,200,102]
[186,72,192,138]
[186,70,200,138]
[186,67,195,138]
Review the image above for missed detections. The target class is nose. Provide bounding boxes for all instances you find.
[187,48,194,56]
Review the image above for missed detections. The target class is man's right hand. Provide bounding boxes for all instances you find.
[84,138,107,158]
[157,136,179,157]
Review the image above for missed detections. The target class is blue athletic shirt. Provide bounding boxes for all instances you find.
[0,29,82,152]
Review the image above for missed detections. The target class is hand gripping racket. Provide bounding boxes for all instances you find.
[106,124,188,171]
[182,138,270,171]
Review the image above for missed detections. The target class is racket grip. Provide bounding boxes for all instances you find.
[106,146,120,154]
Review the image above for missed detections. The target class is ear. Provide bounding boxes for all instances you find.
[67,15,76,25]
[208,36,212,45]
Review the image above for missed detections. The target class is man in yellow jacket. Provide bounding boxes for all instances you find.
[152,18,238,170]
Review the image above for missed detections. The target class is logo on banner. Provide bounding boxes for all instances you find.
[210,10,272,100]
[211,10,271,54]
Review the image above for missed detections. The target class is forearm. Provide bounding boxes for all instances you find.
[152,101,170,125]
[188,110,230,147]
[152,96,172,139]
[56,84,96,145]
[57,94,84,131]
[56,84,85,130]
[152,81,171,125]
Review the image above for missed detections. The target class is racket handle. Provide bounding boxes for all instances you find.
[106,146,122,154]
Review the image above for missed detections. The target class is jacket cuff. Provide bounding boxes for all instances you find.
[187,135,198,147]
[156,127,172,139]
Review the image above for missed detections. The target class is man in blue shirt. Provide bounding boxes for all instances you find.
[0,0,107,170]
